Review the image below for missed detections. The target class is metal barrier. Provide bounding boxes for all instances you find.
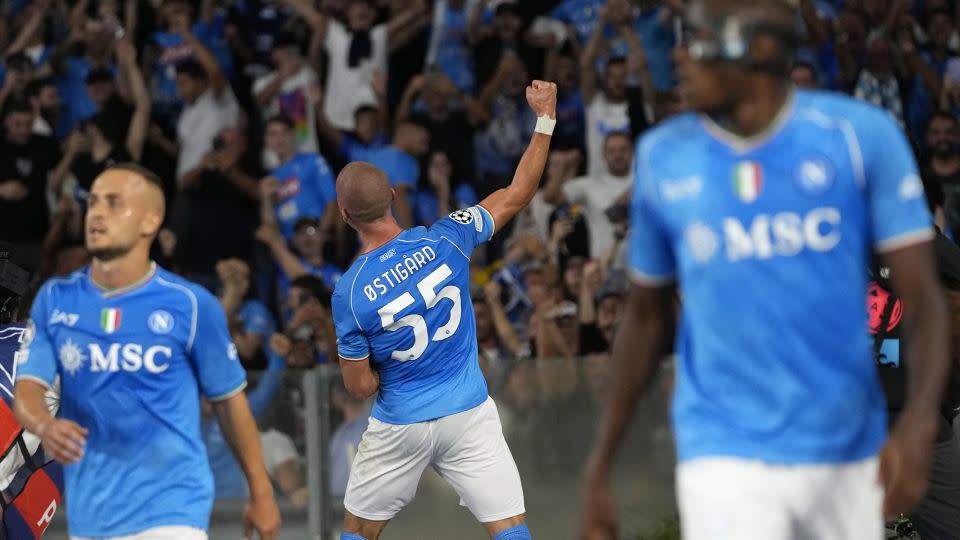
[45,359,677,539]
[269,359,676,540]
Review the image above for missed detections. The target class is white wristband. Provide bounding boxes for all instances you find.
[534,114,556,136]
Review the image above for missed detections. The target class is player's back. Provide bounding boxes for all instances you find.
[16,265,247,537]
[632,90,932,464]
[334,207,496,424]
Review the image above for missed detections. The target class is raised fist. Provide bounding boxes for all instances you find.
[526,80,557,119]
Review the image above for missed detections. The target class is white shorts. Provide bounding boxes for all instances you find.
[71,526,207,540]
[677,456,884,540]
[344,396,525,522]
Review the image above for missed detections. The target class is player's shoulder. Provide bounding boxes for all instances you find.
[38,268,89,302]
[437,206,490,227]
[152,267,221,313]
[429,207,492,238]
[793,89,897,131]
[332,254,371,302]
[637,112,703,157]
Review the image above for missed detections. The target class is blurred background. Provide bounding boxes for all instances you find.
[2,0,959,537]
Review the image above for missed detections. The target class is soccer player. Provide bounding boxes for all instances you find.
[331,80,557,540]
[13,163,281,540]
[580,1,950,540]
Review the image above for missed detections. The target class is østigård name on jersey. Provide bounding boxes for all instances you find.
[362,246,438,301]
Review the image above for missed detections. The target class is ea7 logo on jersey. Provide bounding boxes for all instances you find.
[723,207,841,262]
[661,176,703,203]
[49,310,79,327]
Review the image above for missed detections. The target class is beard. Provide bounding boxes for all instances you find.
[87,243,134,262]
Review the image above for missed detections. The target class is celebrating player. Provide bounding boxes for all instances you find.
[331,80,557,540]
[13,164,281,540]
[581,1,949,539]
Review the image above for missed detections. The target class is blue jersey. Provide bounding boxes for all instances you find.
[630,90,932,465]
[272,152,337,240]
[16,264,247,537]
[333,206,495,424]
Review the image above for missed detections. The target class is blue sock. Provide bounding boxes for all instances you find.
[340,534,368,540]
[493,524,531,540]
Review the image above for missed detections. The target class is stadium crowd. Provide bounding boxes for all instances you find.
[2,0,960,515]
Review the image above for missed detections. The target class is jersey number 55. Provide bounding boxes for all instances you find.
[378,264,462,362]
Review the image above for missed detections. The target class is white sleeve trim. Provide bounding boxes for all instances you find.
[875,228,935,253]
[339,353,370,362]
[477,204,496,237]
[15,375,54,391]
[477,204,496,239]
[629,267,677,287]
[207,380,248,402]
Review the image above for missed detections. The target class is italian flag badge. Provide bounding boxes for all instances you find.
[101,308,122,334]
[733,161,763,203]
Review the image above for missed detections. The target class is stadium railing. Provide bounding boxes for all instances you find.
[209,359,675,540]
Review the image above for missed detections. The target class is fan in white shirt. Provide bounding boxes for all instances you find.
[174,36,239,183]
[544,132,633,259]
[281,0,430,130]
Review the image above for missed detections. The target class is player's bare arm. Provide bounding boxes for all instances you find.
[212,391,282,540]
[14,379,87,465]
[340,356,381,399]
[479,80,558,232]
[878,240,950,519]
[581,284,675,540]
[13,380,87,465]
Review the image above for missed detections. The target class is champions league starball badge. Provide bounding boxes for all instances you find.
[449,209,474,225]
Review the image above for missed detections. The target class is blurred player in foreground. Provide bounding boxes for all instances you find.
[581,1,949,539]
[331,80,557,540]
[13,164,281,540]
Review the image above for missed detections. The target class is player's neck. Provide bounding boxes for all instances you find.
[723,81,791,140]
[358,219,405,254]
[90,251,155,293]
